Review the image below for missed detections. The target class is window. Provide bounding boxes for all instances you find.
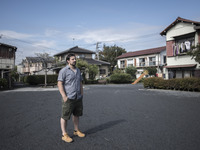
[163,56,166,64]
[139,58,145,66]
[173,33,195,56]
[149,57,156,66]
[79,54,85,58]
[120,60,125,68]
[127,59,133,67]
[100,69,106,74]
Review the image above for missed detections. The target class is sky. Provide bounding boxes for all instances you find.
[1,0,200,64]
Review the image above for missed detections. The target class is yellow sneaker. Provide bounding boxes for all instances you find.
[73,130,85,138]
[62,133,73,143]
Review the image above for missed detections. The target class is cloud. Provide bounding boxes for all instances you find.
[32,40,56,48]
[67,23,163,45]
[0,30,34,39]
[44,29,61,37]
[68,28,131,43]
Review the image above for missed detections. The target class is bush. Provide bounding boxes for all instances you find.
[0,78,8,89]
[24,75,58,85]
[85,79,98,84]
[146,67,157,76]
[88,64,98,80]
[110,73,132,83]
[125,66,137,78]
[143,77,200,92]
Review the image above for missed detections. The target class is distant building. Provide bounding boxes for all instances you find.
[19,57,55,75]
[117,46,166,78]
[160,17,200,79]
[54,46,110,79]
[0,43,17,78]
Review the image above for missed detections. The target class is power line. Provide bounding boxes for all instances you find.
[0,34,63,52]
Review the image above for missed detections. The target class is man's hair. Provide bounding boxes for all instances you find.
[66,53,76,62]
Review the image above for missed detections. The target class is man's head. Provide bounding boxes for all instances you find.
[66,53,76,67]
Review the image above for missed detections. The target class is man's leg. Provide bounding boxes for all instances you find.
[61,118,73,143]
[72,115,79,131]
[73,115,85,137]
[60,118,67,135]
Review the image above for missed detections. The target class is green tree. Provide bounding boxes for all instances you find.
[88,64,98,80]
[146,67,157,76]
[125,66,137,78]
[187,44,200,64]
[76,59,89,69]
[11,66,19,81]
[76,59,89,82]
[99,45,126,72]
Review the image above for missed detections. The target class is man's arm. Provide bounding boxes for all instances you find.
[57,81,68,102]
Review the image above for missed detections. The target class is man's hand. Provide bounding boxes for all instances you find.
[62,95,68,102]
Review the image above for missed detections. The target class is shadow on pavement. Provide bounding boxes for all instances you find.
[85,119,126,135]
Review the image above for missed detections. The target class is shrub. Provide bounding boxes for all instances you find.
[85,79,98,84]
[0,78,8,89]
[110,73,132,83]
[24,75,58,85]
[146,67,157,76]
[143,77,200,92]
[125,66,137,78]
[88,65,98,80]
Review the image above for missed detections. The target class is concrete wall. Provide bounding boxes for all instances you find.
[166,23,196,41]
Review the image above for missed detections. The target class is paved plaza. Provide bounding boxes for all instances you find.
[0,84,200,150]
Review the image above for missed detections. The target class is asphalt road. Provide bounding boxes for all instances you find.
[0,84,200,150]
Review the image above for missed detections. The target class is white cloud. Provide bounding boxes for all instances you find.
[44,29,61,37]
[0,30,34,39]
[68,23,163,45]
[32,40,56,48]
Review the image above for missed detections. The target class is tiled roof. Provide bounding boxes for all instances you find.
[83,58,110,65]
[25,57,55,63]
[0,42,17,51]
[160,17,200,35]
[54,46,95,56]
[117,46,166,59]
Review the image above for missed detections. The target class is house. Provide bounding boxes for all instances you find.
[53,46,110,79]
[117,46,166,78]
[0,43,17,78]
[160,17,200,79]
[19,57,55,75]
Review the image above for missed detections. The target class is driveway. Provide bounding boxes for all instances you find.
[0,84,200,150]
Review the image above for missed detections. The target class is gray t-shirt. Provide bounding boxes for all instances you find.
[58,65,83,100]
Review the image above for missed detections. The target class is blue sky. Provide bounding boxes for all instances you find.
[1,0,200,64]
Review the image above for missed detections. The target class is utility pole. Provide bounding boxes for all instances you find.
[96,42,101,60]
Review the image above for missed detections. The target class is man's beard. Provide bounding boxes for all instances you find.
[71,62,76,66]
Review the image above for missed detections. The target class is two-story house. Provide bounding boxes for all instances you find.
[54,46,110,79]
[19,57,55,75]
[117,46,166,78]
[160,17,200,79]
[0,43,17,78]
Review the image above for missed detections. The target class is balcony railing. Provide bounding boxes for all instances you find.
[136,61,162,67]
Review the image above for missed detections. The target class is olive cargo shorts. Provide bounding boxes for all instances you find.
[61,98,83,120]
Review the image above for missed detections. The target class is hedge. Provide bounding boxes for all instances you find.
[143,77,200,92]
[110,73,132,83]
[85,79,98,84]
[0,78,8,89]
[24,75,58,85]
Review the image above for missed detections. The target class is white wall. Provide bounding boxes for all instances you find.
[0,58,15,70]
[117,50,166,78]
[166,23,196,41]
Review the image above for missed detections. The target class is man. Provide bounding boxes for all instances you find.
[57,53,85,143]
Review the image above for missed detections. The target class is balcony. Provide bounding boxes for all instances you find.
[137,61,160,67]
